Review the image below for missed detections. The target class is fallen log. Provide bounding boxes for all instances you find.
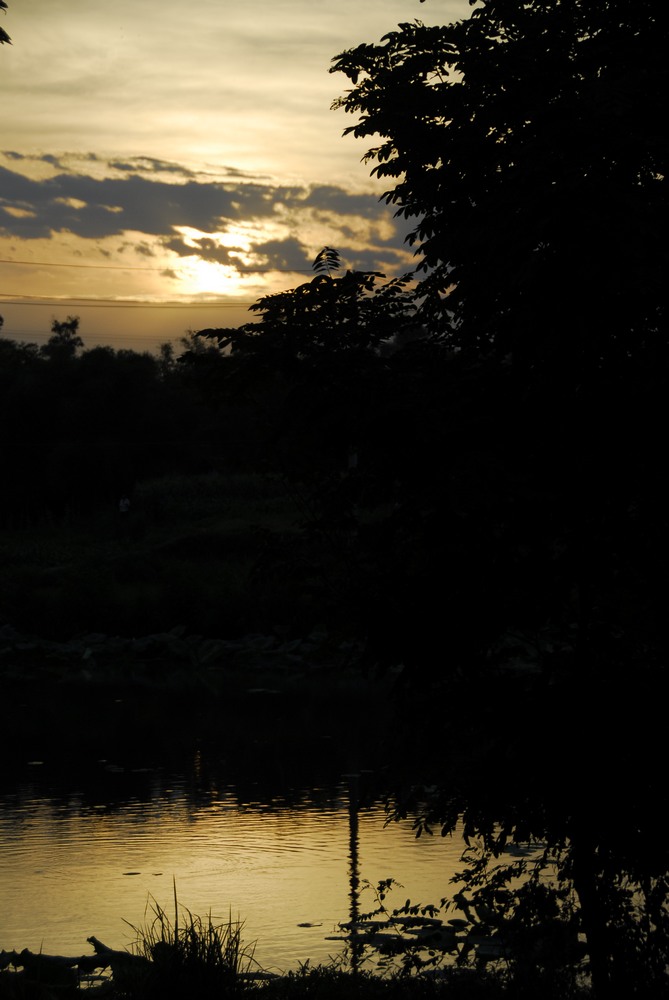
[2,938,279,985]
[87,935,279,981]
[87,935,149,967]
[86,936,153,987]
[1,948,102,987]
[1,940,149,983]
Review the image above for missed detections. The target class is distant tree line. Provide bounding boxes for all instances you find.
[0,275,418,526]
[0,316,228,524]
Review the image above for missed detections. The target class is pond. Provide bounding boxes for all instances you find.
[0,750,467,975]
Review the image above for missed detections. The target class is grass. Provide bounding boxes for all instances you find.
[114,892,592,1000]
[119,885,263,999]
[0,883,593,1000]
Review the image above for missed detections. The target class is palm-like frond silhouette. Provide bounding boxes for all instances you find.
[312,246,342,277]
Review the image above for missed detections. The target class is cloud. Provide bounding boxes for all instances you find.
[0,153,415,278]
[243,237,313,273]
[163,236,245,267]
[301,185,385,219]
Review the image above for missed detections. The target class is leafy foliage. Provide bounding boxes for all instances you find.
[39,315,84,362]
[188,251,419,482]
[331,1,669,368]
[334,878,460,978]
[312,246,343,277]
[333,869,589,997]
[0,0,10,46]
[197,251,416,369]
[326,7,669,996]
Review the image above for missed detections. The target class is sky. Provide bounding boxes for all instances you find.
[0,0,470,352]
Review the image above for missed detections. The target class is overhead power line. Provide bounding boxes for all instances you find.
[0,257,165,271]
[0,256,313,274]
[0,296,256,308]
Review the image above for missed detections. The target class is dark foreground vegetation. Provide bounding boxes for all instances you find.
[0,880,599,999]
[0,918,525,1000]
[2,0,669,997]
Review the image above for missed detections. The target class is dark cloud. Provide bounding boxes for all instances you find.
[0,156,413,276]
[244,237,312,273]
[133,241,158,258]
[107,157,199,179]
[164,234,314,275]
[0,165,267,239]
[162,234,314,276]
[342,245,412,274]
[300,184,385,218]
[104,157,271,184]
[163,236,244,267]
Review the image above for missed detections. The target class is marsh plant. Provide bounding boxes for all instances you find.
[122,888,261,999]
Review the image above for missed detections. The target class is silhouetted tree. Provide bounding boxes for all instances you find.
[40,315,84,362]
[0,1,10,46]
[329,1,669,701]
[332,0,669,371]
[331,7,669,995]
[203,253,416,370]
[193,250,417,474]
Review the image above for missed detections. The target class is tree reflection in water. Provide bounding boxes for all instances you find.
[346,773,362,975]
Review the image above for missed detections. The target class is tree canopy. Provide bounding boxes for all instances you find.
[196,248,416,371]
[0,1,10,45]
[329,8,669,994]
[331,0,669,370]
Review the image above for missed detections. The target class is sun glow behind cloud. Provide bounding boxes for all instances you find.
[0,0,471,348]
[0,148,419,349]
[172,226,259,298]
[183,259,238,297]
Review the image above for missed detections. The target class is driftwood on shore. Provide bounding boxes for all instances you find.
[1,938,151,988]
[88,935,152,971]
[1,936,279,985]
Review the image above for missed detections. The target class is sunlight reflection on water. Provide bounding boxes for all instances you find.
[0,769,467,973]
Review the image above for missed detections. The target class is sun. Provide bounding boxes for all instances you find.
[184,257,240,296]
[171,225,255,298]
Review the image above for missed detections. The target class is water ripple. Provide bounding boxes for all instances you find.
[0,779,465,971]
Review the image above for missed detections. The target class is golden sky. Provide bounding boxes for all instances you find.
[0,1,469,352]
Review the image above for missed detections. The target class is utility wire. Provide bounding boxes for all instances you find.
[0,257,166,271]
[0,256,313,274]
[0,297,256,308]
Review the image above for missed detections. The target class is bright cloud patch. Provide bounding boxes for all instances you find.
[0,151,415,300]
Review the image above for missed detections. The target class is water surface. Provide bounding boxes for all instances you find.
[1,755,466,973]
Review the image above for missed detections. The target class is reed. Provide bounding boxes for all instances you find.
[122,884,260,999]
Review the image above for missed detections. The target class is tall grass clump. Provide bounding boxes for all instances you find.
[122,887,260,999]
